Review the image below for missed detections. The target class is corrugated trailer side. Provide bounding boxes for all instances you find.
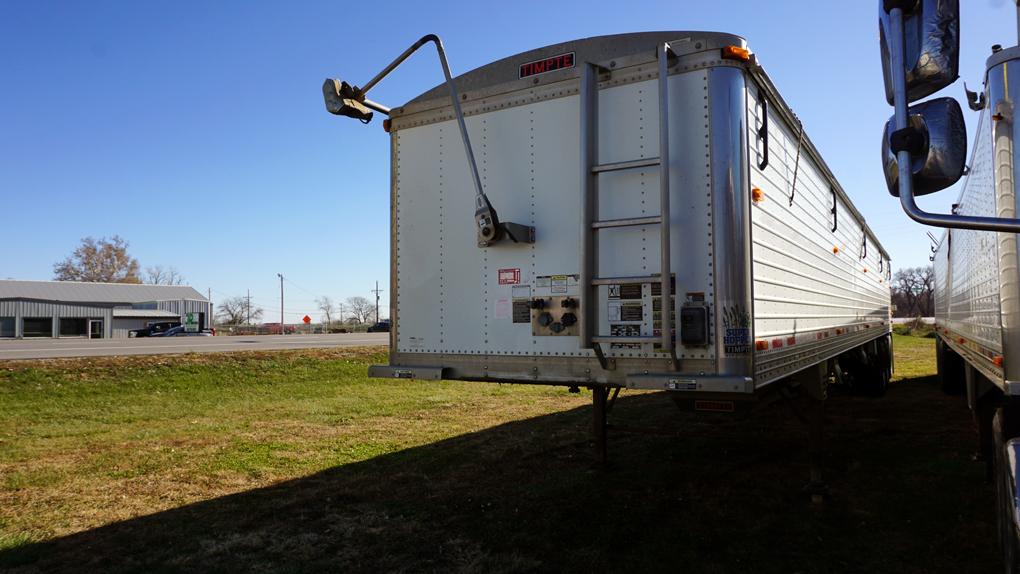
[934,106,1006,386]
[745,76,892,387]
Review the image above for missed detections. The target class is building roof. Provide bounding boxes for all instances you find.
[0,280,207,304]
[111,309,182,318]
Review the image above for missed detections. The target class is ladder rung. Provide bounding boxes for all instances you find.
[593,336,658,344]
[592,216,661,229]
[592,275,660,286]
[592,157,660,173]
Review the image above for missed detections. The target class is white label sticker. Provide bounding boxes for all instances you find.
[551,276,568,293]
[494,298,512,320]
[608,301,622,322]
[511,284,532,300]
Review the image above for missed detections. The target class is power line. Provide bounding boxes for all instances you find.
[283,277,320,298]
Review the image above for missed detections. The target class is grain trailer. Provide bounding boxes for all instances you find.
[323,31,892,467]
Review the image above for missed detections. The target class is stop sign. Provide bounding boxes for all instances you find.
[302,315,311,324]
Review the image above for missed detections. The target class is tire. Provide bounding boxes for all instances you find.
[871,335,892,397]
[849,336,891,397]
[995,408,1020,573]
[937,337,966,395]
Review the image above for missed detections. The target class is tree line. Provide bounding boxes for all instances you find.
[214,295,378,327]
[891,266,934,318]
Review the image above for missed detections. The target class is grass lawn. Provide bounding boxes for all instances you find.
[0,335,998,573]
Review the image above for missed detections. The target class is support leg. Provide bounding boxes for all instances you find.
[786,361,829,505]
[804,395,827,506]
[592,386,609,466]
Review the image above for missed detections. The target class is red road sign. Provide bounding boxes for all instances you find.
[302,315,311,324]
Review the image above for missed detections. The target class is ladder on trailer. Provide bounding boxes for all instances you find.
[578,43,677,370]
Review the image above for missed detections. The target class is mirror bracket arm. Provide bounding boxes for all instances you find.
[889,5,1020,232]
[883,0,918,14]
[889,126,925,156]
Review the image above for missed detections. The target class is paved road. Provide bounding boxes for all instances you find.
[0,333,389,360]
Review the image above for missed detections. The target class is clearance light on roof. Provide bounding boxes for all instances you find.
[721,45,751,62]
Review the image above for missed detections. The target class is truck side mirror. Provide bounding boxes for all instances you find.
[882,96,967,196]
[879,0,960,105]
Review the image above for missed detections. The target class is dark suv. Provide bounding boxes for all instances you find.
[367,320,390,333]
[129,321,181,338]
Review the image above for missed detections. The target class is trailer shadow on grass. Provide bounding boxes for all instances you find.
[0,374,998,574]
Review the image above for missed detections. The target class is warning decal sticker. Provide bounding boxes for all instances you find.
[498,268,521,285]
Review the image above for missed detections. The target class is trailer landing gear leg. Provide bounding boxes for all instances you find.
[785,362,829,506]
[592,386,609,467]
[804,396,827,507]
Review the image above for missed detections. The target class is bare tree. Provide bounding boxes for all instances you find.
[317,296,336,326]
[53,236,141,283]
[345,296,376,324]
[217,295,262,325]
[145,265,186,285]
[892,266,935,317]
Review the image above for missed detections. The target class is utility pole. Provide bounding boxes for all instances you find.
[372,281,384,323]
[246,289,251,325]
[277,273,285,334]
[339,302,344,325]
[208,288,212,329]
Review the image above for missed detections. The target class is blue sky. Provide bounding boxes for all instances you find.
[0,1,1016,321]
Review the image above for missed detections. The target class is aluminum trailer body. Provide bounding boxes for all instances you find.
[928,37,1020,574]
[361,32,892,401]
[932,96,1011,393]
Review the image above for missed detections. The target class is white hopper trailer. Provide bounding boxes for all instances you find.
[877,0,1020,569]
[323,31,893,468]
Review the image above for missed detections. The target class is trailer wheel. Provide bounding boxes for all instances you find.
[995,408,1020,573]
[936,336,966,395]
[848,337,890,397]
[871,334,892,397]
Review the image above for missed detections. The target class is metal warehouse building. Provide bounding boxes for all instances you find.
[0,280,212,339]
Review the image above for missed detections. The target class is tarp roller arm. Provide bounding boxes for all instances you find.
[323,34,534,247]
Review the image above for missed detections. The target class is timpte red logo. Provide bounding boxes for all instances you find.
[498,268,521,285]
[519,52,575,79]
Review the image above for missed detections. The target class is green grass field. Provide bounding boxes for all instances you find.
[0,334,998,573]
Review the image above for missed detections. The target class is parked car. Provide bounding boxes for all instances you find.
[129,321,180,338]
[162,326,214,337]
[367,320,390,333]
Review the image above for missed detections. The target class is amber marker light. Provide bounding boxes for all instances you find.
[752,187,764,203]
[721,45,751,62]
